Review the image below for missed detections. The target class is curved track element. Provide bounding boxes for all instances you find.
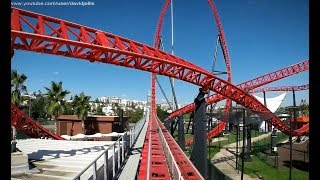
[181,60,309,145]
[11,8,308,149]
[11,103,64,140]
[250,84,309,93]
[207,0,233,130]
[148,1,206,177]
[154,0,234,126]
[170,60,309,119]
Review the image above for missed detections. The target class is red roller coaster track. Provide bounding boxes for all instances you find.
[156,1,307,147]
[11,7,309,178]
[11,6,308,139]
[171,60,309,146]
[138,114,171,179]
[169,60,309,119]
[11,103,64,140]
[156,117,203,179]
[153,0,234,126]
[207,0,233,124]
[139,1,211,178]
[250,84,309,93]
[138,0,209,179]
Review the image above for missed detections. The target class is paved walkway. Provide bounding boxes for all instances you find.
[117,114,149,179]
[211,132,272,180]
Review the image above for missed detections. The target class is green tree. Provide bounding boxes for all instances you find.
[95,105,104,115]
[128,108,144,123]
[31,92,47,120]
[44,81,70,133]
[11,70,27,107]
[73,92,91,134]
[156,106,169,122]
[64,102,74,115]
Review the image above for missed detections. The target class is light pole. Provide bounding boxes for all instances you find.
[289,110,293,180]
[241,107,246,180]
[236,107,239,172]
[263,91,267,132]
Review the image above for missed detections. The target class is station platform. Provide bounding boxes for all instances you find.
[12,139,117,180]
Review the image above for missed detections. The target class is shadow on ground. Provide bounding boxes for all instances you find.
[283,160,309,171]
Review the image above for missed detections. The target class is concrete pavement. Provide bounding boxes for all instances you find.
[211,132,272,180]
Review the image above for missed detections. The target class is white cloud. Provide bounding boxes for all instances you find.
[53,71,59,75]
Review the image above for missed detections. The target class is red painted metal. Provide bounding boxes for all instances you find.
[151,1,205,177]
[153,0,233,125]
[153,0,233,83]
[250,84,309,93]
[11,7,308,153]
[11,103,64,140]
[138,116,171,179]
[170,60,309,119]
[207,0,232,84]
[182,60,309,146]
[139,0,173,178]
[207,0,233,125]
[156,117,203,179]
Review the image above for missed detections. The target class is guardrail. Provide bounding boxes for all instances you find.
[156,118,183,179]
[73,111,148,180]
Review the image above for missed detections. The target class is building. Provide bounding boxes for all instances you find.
[57,115,129,137]
[102,105,114,116]
[111,96,121,104]
[98,96,109,103]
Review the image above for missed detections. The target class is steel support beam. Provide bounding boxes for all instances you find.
[171,118,176,136]
[246,124,252,162]
[191,88,208,178]
[241,108,246,180]
[178,114,185,150]
[164,118,172,131]
[186,112,193,134]
[11,8,309,141]
[293,90,297,130]
[263,91,268,132]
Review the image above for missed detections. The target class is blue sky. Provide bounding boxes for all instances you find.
[11,0,309,107]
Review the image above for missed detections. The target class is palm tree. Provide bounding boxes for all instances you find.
[73,92,91,134]
[11,70,27,107]
[44,81,70,134]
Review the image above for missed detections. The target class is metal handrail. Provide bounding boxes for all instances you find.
[73,112,148,180]
[156,118,183,180]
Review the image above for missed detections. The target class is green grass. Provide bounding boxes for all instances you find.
[16,131,30,139]
[36,119,55,125]
[185,134,194,140]
[252,132,288,153]
[206,130,265,158]
[173,127,300,180]
[239,156,308,180]
[182,130,268,159]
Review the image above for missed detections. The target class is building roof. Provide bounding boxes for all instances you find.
[253,92,286,113]
[15,139,115,179]
[58,115,129,122]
